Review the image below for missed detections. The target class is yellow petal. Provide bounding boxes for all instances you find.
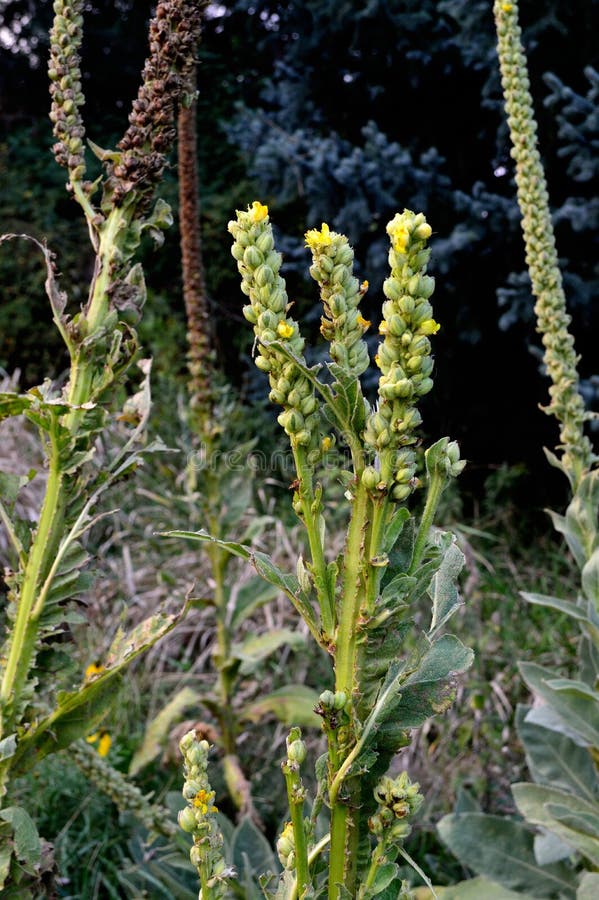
[277,321,294,339]
[85,662,104,679]
[97,732,112,757]
[249,200,268,222]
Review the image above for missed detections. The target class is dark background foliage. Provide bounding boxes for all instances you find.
[1,0,597,510]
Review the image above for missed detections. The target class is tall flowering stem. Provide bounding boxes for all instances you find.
[178,731,233,899]
[0,0,204,811]
[494,1,593,487]
[223,203,472,897]
[178,98,214,434]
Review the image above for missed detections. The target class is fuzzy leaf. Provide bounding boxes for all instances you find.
[240,685,320,727]
[395,634,474,728]
[0,735,17,763]
[231,818,276,885]
[233,628,305,675]
[0,807,40,866]
[533,830,572,865]
[437,813,577,897]
[12,605,185,771]
[428,532,465,633]
[519,662,599,747]
[521,592,599,643]
[419,877,533,898]
[0,844,11,890]
[327,361,367,434]
[516,705,598,801]
[577,872,599,899]
[512,783,599,866]
[582,547,599,608]
[367,862,399,895]
[129,686,201,776]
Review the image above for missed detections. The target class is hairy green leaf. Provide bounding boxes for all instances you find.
[240,685,320,727]
[519,662,599,747]
[516,705,598,801]
[437,813,577,897]
[512,782,599,867]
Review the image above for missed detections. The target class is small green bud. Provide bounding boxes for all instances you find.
[414,222,432,241]
[255,264,275,286]
[391,483,412,502]
[333,691,347,710]
[242,304,257,324]
[243,245,262,269]
[256,230,274,253]
[255,355,271,373]
[287,740,307,764]
[189,845,203,868]
[383,277,402,302]
[362,466,380,490]
[319,690,335,708]
[178,806,197,833]
[183,780,203,799]
[399,296,415,315]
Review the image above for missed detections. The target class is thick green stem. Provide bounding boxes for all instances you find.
[0,439,64,741]
[293,445,335,638]
[329,480,370,898]
[409,470,444,575]
[335,480,369,694]
[282,759,310,897]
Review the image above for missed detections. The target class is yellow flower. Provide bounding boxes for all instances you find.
[501,3,513,10]
[97,731,112,757]
[305,222,332,249]
[84,661,104,679]
[360,280,369,293]
[321,435,333,452]
[249,200,268,223]
[374,353,381,367]
[419,319,440,335]
[389,226,410,253]
[277,321,294,339]
[193,789,218,815]
[357,314,371,330]
[379,321,388,335]
[86,730,112,756]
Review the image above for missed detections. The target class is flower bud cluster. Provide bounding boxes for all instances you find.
[364,210,438,502]
[494,1,592,482]
[178,730,231,896]
[368,771,423,842]
[228,203,320,451]
[48,0,86,185]
[277,820,297,870]
[109,1,205,209]
[305,223,370,376]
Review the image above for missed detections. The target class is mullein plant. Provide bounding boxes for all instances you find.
[0,0,204,889]
[139,93,314,827]
[438,4,599,898]
[174,201,473,898]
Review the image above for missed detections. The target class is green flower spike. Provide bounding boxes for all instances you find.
[48,0,87,188]
[228,202,319,452]
[494,0,593,487]
[305,222,371,376]
[178,731,233,899]
[364,210,438,501]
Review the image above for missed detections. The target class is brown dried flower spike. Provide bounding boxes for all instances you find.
[109,0,208,209]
